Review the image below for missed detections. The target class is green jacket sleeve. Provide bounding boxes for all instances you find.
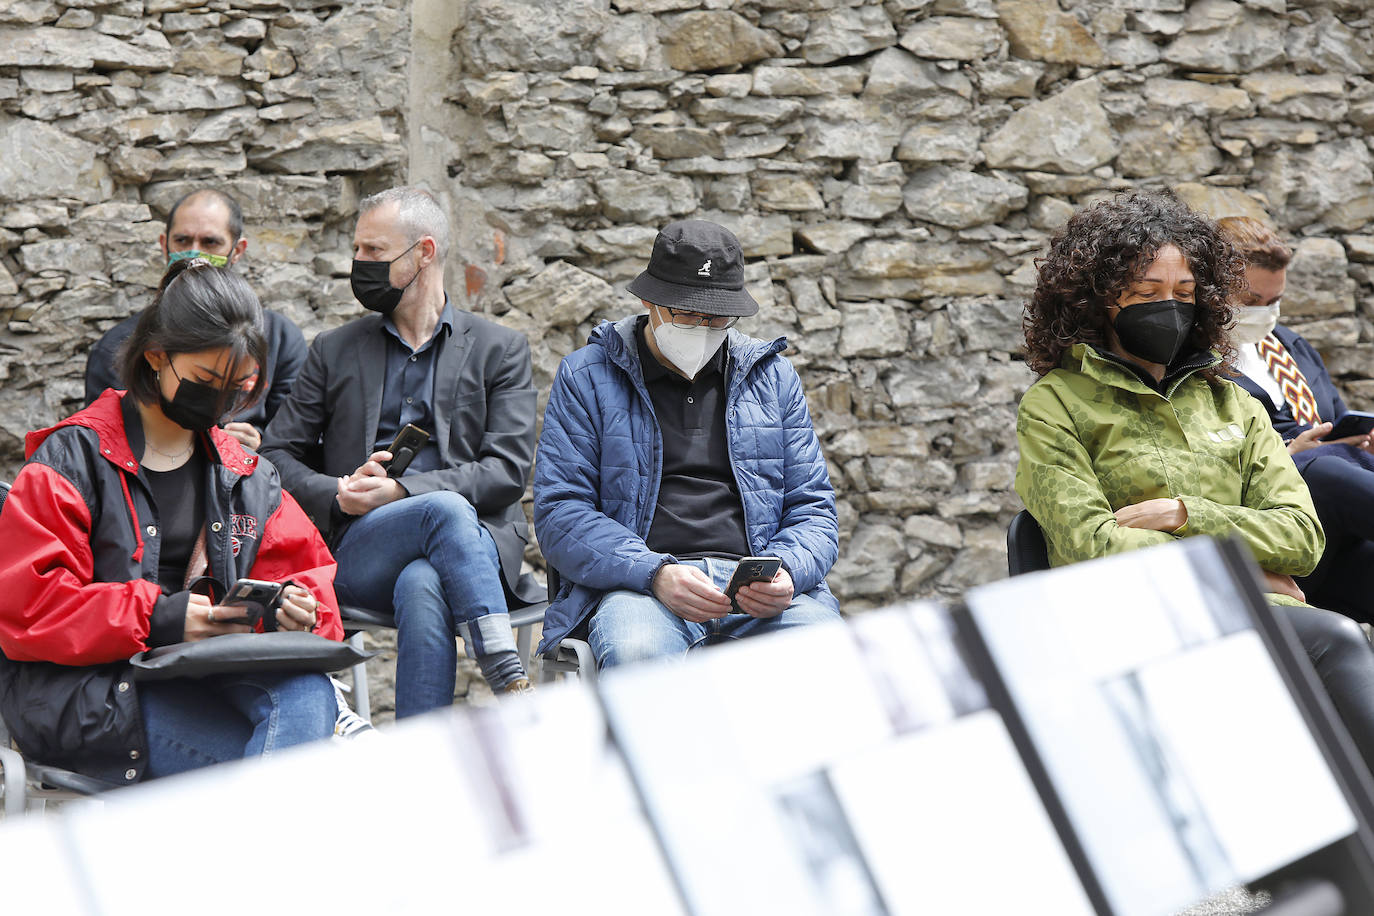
[1173,390,1324,576]
[1015,381,1173,566]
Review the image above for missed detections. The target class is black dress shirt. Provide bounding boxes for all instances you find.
[372,300,455,476]
[636,317,750,560]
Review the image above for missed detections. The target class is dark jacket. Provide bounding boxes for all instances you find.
[1231,325,1349,472]
[0,391,342,786]
[84,309,307,432]
[260,307,540,603]
[534,317,840,654]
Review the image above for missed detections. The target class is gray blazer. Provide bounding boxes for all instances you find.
[260,307,540,605]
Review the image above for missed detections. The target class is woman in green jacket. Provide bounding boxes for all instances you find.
[1016,189,1374,770]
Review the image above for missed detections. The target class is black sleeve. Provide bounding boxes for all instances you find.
[85,328,128,406]
[148,591,190,647]
[263,311,308,425]
[260,336,339,532]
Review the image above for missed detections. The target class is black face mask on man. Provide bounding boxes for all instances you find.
[1112,298,1197,366]
[160,363,228,432]
[350,240,422,315]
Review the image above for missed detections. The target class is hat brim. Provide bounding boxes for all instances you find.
[627,270,758,317]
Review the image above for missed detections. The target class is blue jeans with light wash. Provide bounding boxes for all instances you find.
[332,491,522,718]
[138,671,336,779]
[587,557,840,670]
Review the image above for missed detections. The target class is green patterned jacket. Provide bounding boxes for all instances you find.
[1015,343,1324,591]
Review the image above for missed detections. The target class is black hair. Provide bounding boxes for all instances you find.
[164,188,244,245]
[117,259,268,414]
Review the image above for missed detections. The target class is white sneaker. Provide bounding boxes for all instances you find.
[331,677,376,739]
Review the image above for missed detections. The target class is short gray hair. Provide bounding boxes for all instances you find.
[358,186,450,260]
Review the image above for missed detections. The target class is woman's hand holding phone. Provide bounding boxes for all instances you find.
[275,585,320,632]
[184,593,253,642]
[1288,422,1370,455]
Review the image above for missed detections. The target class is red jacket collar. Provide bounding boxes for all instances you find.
[25,389,260,476]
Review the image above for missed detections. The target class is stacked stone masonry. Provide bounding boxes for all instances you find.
[5,0,1374,617]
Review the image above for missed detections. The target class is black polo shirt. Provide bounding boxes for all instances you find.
[635,317,750,560]
[372,300,455,476]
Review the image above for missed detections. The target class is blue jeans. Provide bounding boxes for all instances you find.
[332,491,519,718]
[587,557,841,669]
[138,672,336,779]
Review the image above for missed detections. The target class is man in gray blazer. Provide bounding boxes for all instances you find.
[262,187,537,714]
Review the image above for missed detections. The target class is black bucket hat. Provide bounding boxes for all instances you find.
[626,220,758,317]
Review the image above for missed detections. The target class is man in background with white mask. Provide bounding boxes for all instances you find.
[1222,216,1374,620]
[533,219,840,669]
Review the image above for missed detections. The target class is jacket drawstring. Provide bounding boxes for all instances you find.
[119,471,144,564]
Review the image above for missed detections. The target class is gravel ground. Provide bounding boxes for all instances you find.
[1178,887,1271,915]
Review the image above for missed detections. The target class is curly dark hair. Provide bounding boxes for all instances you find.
[1024,189,1243,381]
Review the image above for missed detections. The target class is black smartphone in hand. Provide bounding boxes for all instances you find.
[382,423,430,476]
[218,578,284,628]
[1326,411,1374,441]
[724,556,783,612]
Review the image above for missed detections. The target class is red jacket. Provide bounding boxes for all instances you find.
[0,390,341,783]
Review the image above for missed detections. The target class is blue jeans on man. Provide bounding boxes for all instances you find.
[587,557,841,669]
[331,491,522,717]
[139,671,336,778]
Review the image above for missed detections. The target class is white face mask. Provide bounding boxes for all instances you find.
[651,318,729,379]
[1232,302,1280,346]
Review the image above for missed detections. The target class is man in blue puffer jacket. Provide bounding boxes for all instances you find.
[534,220,840,668]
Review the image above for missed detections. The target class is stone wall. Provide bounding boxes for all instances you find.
[5,0,1374,615]
[0,0,410,469]
[438,0,1374,608]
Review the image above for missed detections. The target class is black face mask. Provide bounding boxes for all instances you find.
[1112,298,1197,366]
[350,240,422,315]
[160,363,227,432]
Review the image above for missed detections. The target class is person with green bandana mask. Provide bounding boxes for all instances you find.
[84,188,306,452]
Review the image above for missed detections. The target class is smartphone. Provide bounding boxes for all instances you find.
[382,423,430,476]
[724,556,783,612]
[1326,410,1374,440]
[218,577,284,628]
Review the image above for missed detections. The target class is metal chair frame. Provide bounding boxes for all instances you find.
[340,581,549,721]
[536,566,597,684]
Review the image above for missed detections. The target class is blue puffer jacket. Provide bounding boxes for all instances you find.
[534,316,839,654]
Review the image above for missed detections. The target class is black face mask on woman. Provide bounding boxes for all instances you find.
[350,240,422,315]
[1112,298,1197,366]
[160,363,228,432]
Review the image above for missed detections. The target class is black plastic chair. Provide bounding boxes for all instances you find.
[0,480,111,816]
[1006,509,1051,577]
[536,566,596,684]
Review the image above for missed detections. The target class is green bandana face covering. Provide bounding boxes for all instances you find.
[167,249,228,268]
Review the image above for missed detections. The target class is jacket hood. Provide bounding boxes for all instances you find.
[25,389,260,477]
[588,315,787,381]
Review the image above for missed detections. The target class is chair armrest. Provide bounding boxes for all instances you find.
[0,745,26,817]
[27,763,115,797]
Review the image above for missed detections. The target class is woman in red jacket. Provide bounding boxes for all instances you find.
[0,259,342,785]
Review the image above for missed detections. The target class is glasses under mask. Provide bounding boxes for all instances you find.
[664,307,738,330]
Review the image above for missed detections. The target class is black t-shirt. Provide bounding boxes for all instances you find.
[635,317,750,561]
[143,448,207,594]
